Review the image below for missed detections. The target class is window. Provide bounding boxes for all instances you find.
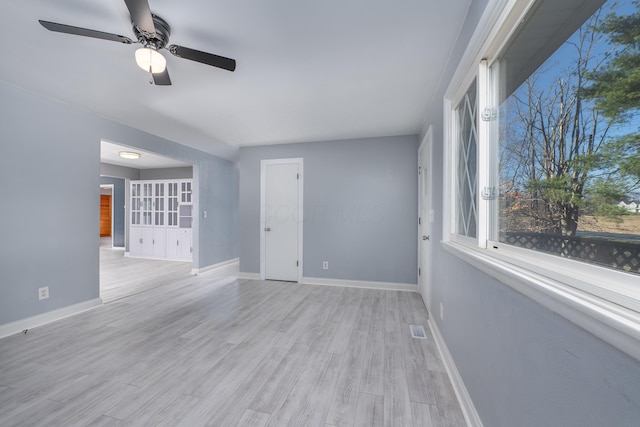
[444,0,640,357]
[495,0,640,273]
[456,79,478,239]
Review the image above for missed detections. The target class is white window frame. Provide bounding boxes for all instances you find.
[447,68,480,248]
[443,0,640,361]
[452,75,480,243]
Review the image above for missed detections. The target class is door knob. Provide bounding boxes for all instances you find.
[422,235,430,241]
[264,227,271,232]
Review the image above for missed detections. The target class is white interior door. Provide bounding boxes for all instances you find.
[261,159,303,282]
[418,129,433,307]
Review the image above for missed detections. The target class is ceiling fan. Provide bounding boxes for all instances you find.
[38,0,236,86]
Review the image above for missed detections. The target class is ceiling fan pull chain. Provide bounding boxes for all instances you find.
[147,48,153,84]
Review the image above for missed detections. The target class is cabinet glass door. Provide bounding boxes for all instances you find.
[167,182,179,227]
[131,182,141,225]
[142,183,153,225]
[181,181,192,203]
[154,182,165,226]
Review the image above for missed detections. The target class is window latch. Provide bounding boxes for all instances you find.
[481,186,497,200]
[481,107,497,121]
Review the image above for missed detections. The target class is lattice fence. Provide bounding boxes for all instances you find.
[503,232,640,274]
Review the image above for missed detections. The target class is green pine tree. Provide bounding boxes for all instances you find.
[587,0,640,120]
[586,0,640,200]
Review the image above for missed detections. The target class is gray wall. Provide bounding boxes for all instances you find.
[424,0,640,425]
[197,161,239,268]
[99,176,125,248]
[0,81,237,325]
[0,84,100,324]
[239,135,418,284]
[139,167,193,180]
[101,163,140,180]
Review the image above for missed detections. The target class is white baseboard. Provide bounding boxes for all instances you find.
[428,318,483,427]
[302,276,417,292]
[238,272,261,280]
[0,298,103,340]
[191,257,239,278]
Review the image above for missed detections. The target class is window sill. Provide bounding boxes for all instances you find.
[442,240,640,362]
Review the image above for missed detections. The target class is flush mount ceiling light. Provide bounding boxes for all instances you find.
[119,151,141,160]
[135,47,166,73]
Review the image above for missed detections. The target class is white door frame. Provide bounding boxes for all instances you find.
[260,158,304,282]
[418,127,433,308]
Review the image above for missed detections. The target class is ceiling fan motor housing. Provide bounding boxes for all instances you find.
[133,14,170,50]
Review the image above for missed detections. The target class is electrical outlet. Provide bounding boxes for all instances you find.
[322,261,329,270]
[38,287,49,300]
[203,210,208,218]
[440,302,444,321]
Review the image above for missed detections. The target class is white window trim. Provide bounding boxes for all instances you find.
[443,0,640,361]
[477,60,491,249]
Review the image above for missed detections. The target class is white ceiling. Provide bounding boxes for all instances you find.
[101,140,192,169]
[0,0,472,158]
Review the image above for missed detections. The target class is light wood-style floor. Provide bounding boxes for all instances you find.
[0,243,466,426]
[99,237,194,303]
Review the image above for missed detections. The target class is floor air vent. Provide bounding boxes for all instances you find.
[409,324,427,340]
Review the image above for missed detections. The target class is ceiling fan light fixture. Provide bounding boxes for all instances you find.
[135,47,166,73]
[118,151,141,160]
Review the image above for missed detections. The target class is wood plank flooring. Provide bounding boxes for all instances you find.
[0,247,466,426]
[99,238,193,303]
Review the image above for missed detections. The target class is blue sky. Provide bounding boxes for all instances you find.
[502,0,639,188]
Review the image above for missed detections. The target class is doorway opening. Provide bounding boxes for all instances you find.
[418,127,433,310]
[99,140,194,303]
[100,184,113,245]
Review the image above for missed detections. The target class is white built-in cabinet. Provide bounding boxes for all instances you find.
[129,179,193,261]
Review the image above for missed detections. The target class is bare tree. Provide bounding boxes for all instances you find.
[500,9,616,236]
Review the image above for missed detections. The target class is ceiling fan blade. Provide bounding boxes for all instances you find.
[124,0,156,37]
[152,68,172,86]
[168,45,236,72]
[39,20,133,44]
